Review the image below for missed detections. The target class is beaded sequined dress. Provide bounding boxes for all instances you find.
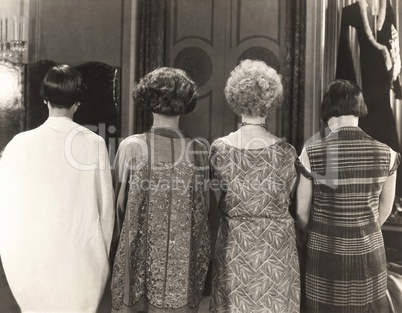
[111,127,211,313]
[209,138,300,313]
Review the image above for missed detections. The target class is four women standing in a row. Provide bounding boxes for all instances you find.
[0,60,397,313]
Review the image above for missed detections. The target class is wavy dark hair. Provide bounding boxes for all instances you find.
[40,64,84,108]
[321,79,368,123]
[134,67,198,116]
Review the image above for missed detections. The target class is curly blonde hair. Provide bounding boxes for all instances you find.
[224,59,283,117]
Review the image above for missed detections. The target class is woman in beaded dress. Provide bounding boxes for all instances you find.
[296,79,400,313]
[111,67,211,313]
[209,60,300,313]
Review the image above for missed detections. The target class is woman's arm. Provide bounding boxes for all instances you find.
[296,148,313,230]
[112,140,130,238]
[296,174,313,230]
[379,149,400,226]
[378,172,396,226]
[209,141,222,206]
[96,136,115,256]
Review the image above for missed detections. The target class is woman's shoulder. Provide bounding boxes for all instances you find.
[273,140,297,160]
[366,139,400,172]
[275,139,296,151]
[211,135,233,149]
[189,137,209,152]
[117,133,148,155]
[120,133,147,145]
[363,134,394,152]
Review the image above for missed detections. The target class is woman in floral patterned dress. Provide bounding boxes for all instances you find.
[209,60,300,313]
[111,67,211,313]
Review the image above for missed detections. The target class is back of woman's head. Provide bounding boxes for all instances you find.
[321,79,368,123]
[40,64,84,108]
[224,59,283,117]
[134,67,198,116]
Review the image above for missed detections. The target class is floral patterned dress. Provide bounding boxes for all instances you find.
[111,127,211,313]
[209,138,300,313]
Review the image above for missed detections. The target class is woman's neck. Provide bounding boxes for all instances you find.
[239,115,267,134]
[48,105,76,119]
[152,113,180,129]
[327,115,359,130]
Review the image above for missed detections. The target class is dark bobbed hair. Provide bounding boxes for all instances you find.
[134,67,198,116]
[321,79,368,123]
[40,64,84,108]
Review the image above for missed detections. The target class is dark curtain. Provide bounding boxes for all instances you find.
[282,0,306,154]
[134,0,167,134]
[75,62,121,155]
[283,1,307,312]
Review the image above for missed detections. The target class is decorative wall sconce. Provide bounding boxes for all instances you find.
[0,17,27,63]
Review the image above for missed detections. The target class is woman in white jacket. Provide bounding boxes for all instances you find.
[0,64,114,313]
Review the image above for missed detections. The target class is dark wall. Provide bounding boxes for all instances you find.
[32,0,123,66]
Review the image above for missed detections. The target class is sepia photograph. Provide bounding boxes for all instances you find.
[0,0,401,312]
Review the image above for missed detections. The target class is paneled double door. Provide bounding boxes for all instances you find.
[165,0,286,143]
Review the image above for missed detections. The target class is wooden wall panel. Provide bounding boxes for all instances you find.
[166,0,284,143]
[34,0,122,66]
[236,0,280,46]
[167,0,227,143]
[173,0,214,45]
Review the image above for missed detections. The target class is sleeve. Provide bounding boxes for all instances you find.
[0,137,25,253]
[192,140,211,246]
[110,139,131,258]
[335,7,357,82]
[0,141,15,251]
[287,145,299,220]
[209,141,221,182]
[208,140,226,222]
[295,147,313,180]
[191,140,210,216]
[191,141,212,284]
[198,140,210,206]
[288,145,298,181]
[389,150,401,175]
[96,136,115,257]
[0,149,19,313]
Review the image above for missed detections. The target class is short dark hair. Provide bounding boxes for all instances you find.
[321,79,368,123]
[40,64,84,108]
[134,67,198,116]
